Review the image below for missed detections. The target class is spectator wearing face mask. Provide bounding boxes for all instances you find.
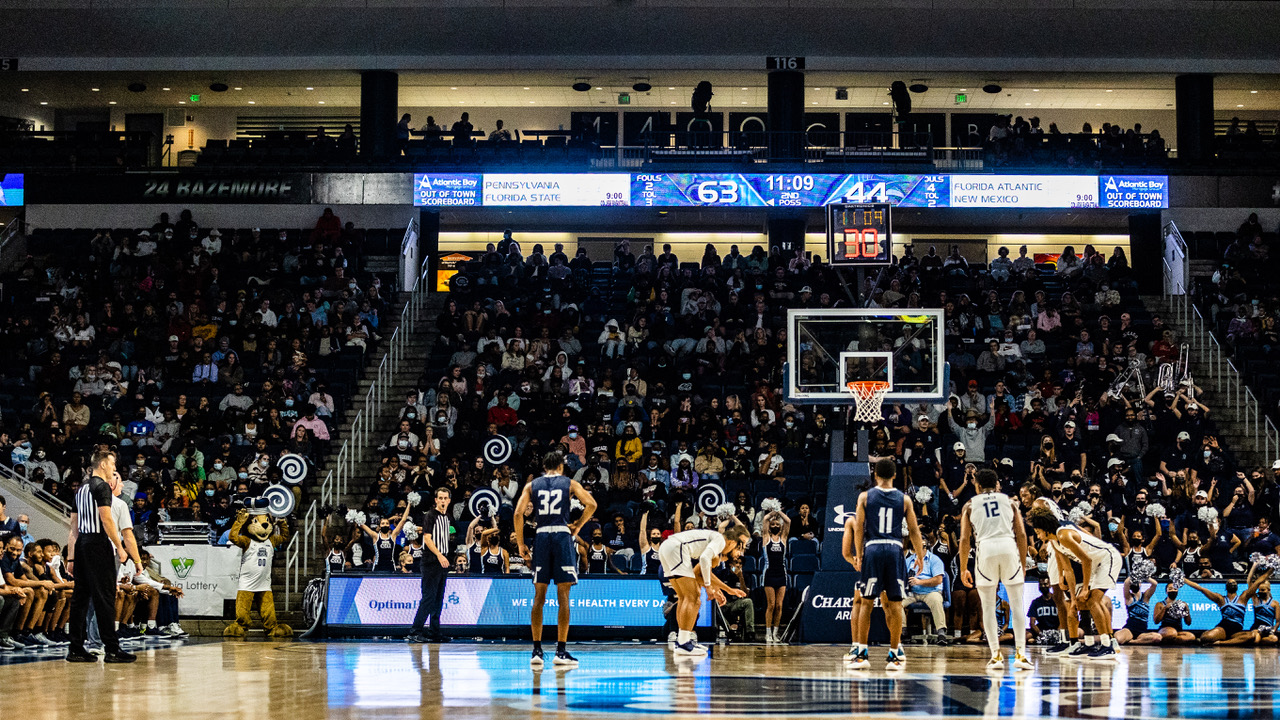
[946,399,995,463]
[560,425,586,466]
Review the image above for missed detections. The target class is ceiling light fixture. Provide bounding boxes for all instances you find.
[306,87,314,90]
[318,101,325,104]
[248,101,256,104]
[982,84,1001,94]
[908,83,929,93]
[1106,89,1113,92]
[108,101,117,105]
[91,88,100,92]
[1252,90,1259,94]
[1032,88,1040,92]
[21,88,29,92]
[128,82,147,93]
[209,82,229,92]
[162,87,171,91]
[572,80,591,92]
[1238,104,1244,107]
[39,101,47,105]
[523,87,530,90]
[179,101,186,104]
[233,87,242,91]
[668,86,675,90]
[632,81,652,92]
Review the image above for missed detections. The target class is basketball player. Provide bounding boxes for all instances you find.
[661,513,750,657]
[958,469,1032,671]
[514,451,597,667]
[847,458,924,671]
[359,505,412,573]
[1027,506,1123,661]
[1026,493,1083,655]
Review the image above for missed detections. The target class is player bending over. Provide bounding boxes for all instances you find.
[1027,506,1122,661]
[959,469,1033,672]
[661,506,750,657]
[514,451,597,667]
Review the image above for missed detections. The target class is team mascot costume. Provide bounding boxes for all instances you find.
[224,509,293,638]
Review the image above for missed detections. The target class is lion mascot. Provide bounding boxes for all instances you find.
[224,509,293,638]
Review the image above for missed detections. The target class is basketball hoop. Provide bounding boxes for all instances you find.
[846,381,890,423]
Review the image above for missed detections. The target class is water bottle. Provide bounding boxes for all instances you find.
[717,629,727,649]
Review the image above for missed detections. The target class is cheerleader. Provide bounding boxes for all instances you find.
[479,528,508,574]
[1152,578,1197,644]
[403,526,426,574]
[638,510,663,575]
[1206,571,1277,646]
[360,506,411,573]
[466,515,494,574]
[325,541,348,575]
[582,528,613,574]
[759,502,790,645]
[1114,577,1164,645]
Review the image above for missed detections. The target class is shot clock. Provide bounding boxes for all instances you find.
[827,203,891,266]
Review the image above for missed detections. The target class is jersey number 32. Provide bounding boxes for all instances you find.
[537,489,564,516]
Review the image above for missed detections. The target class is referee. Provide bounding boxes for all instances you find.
[407,487,453,644]
[67,449,134,663]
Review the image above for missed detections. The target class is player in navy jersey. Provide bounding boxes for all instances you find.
[514,451,597,667]
[848,458,924,671]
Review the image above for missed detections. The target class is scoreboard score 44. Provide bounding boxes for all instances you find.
[827,202,891,266]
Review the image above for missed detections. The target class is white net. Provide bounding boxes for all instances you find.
[846,381,889,424]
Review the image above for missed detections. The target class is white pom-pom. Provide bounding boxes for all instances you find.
[407,492,421,507]
[1129,559,1156,583]
[345,509,359,523]
[1144,503,1167,519]
[570,497,584,511]
[760,498,783,514]
[715,502,738,520]
[1167,568,1185,592]
[355,511,367,526]
[403,523,419,541]
[1198,506,1218,524]
[1068,506,1088,524]
[914,487,933,504]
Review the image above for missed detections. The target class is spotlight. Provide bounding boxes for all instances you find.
[127,82,147,93]
[983,84,1002,94]
[209,82,229,92]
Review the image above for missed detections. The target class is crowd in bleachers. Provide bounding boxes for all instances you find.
[983,117,1167,168]
[0,208,397,543]
[321,231,1280,643]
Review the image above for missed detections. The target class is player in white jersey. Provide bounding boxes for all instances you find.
[661,509,750,657]
[1027,505,1123,662]
[1026,492,1083,654]
[958,469,1031,671]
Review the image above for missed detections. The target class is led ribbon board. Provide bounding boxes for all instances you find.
[413,172,1168,209]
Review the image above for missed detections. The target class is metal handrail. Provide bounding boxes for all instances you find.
[0,457,73,518]
[1159,243,1279,467]
[283,255,432,606]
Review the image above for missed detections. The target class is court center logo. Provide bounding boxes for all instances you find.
[171,557,195,579]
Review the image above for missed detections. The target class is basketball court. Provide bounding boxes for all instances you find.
[15,641,1280,719]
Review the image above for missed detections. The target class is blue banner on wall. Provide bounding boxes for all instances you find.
[821,461,870,571]
[0,173,22,206]
[326,574,711,628]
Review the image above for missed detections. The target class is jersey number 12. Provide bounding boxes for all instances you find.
[982,501,1000,518]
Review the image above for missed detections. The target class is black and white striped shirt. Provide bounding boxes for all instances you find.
[423,510,452,569]
[75,476,113,535]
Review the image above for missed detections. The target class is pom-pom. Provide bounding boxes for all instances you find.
[345,509,359,523]
[570,497,584,512]
[914,487,934,504]
[407,492,421,507]
[760,498,783,514]
[1198,506,1219,524]
[1166,599,1190,620]
[1144,503,1167,519]
[1167,568,1185,592]
[1068,506,1088,525]
[355,511,367,527]
[403,523,419,541]
[715,502,738,520]
[1129,559,1156,584]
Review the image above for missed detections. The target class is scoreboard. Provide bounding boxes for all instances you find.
[827,203,891,266]
[412,172,1169,209]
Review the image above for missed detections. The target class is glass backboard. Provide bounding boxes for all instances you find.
[786,308,946,403]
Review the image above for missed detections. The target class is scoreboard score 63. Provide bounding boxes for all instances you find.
[827,203,891,266]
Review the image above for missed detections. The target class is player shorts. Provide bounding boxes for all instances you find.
[975,539,1024,588]
[1085,547,1122,592]
[533,531,579,586]
[860,541,906,602]
[658,538,695,580]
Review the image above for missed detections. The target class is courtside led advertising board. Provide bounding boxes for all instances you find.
[413,172,1169,209]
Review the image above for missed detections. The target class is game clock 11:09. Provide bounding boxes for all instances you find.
[827,203,891,266]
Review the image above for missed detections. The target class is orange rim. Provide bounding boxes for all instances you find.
[845,380,890,398]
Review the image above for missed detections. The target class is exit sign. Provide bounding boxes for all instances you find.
[954,93,968,104]
[189,94,201,103]
[617,93,630,105]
